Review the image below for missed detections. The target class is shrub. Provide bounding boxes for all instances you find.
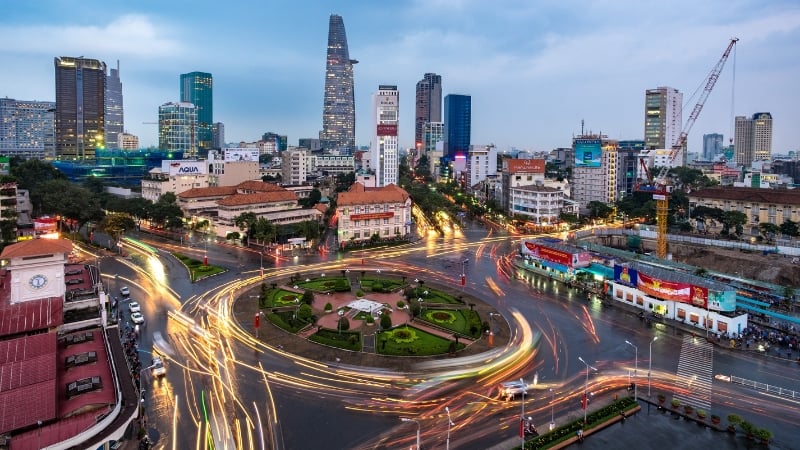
[754,428,772,442]
[671,398,681,408]
[302,290,315,304]
[338,316,350,331]
[380,313,392,330]
[297,304,313,321]
[356,289,365,298]
[366,315,375,324]
[740,421,755,436]
[324,302,333,312]
[397,300,406,309]
[726,414,742,426]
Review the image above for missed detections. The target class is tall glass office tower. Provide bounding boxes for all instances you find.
[54,56,106,160]
[321,14,357,151]
[444,94,471,158]
[105,60,124,149]
[158,102,197,155]
[180,71,213,154]
[415,73,442,147]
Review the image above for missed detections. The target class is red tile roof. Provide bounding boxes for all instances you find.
[0,238,72,259]
[235,180,284,193]
[217,191,297,207]
[177,186,237,199]
[337,183,410,206]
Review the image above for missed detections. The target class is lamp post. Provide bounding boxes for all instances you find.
[260,252,264,279]
[648,336,658,397]
[578,357,597,425]
[445,406,454,450]
[519,377,525,449]
[549,388,555,431]
[400,417,420,450]
[625,340,638,401]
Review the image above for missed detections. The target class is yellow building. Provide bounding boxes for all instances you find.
[688,187,800,228]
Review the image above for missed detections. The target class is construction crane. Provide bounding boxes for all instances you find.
[636,38,738,258]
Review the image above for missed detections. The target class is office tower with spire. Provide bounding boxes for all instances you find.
[321,14,357,151]
[372,85,399,187]
[415,73,442,147]
[54,56,106,160]
[180,71,213,154]
[104,61,124,149]
[644,86,682,150]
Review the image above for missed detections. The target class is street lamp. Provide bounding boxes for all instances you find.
[400,417,420,450]
[578,357,597,425]
[648,336,659,397]
[625,340,638,401]
[445,406,455,450]
[549,388,555,431]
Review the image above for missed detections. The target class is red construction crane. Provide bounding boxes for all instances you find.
[636,38,738,258]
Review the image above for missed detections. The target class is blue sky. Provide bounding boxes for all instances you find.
[1,0,799,154]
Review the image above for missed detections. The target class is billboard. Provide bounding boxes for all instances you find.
[522,241,571,266]
[164,160,207,176]
[224,148,260,162]
[636,272,707,308]
[613,265,639,286]
[505,159,545,174]
[574,139,602,168]
[377,124,398,137]
[0,156,9,175]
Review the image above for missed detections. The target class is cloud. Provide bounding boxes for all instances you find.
[0,14,184,58]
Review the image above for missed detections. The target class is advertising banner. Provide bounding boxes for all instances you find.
[522,241,571,266]
[572,251,592,268]
[505,159,545,174]
[377,124,398,137]
[224,148,260,162]
[574,139,602,168]
[613,265,638,286]
[165,161,207,176]
[636,272,705,306]
[0,156,9,175]
[690,285,709,308]
[349,212,394,221]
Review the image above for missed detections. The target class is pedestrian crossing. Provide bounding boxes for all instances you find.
[673,335,713,411]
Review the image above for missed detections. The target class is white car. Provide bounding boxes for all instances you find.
[128,301,141,313]
[151,357,166,377]
[131,312,145,324]
[120,286,131,297]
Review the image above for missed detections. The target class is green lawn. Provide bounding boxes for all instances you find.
[309,328,362,351]
[261,289,303,308]
[413,286,461,304]
[266,310,312,333]
[173,253,226,282]
[293,276,351,292]
[419,308,482,338]
[360,277,405,293]
[376,325,465,356]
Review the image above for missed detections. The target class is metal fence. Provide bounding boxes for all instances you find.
[728,375,800,399]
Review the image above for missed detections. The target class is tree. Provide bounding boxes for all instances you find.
[99,213,136,240]
[587,201,614,222]
[252,217,277,245]
[302,289,315,305]
[380,313,392,330]
[719,210,747,237]
[758,222,780,242]
[234,212,257,232]
[38,179,104,231]
[149,192,183,230]
[301,189,322,208]
[780,219,799,238]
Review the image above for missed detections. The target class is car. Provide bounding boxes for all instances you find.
[151,357,166,377]
[130,312,144,324]
[499,380,529,400]
[120,286,130,297]
[128,301,141,313]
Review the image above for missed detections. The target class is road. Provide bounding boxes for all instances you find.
[109,222,800,449]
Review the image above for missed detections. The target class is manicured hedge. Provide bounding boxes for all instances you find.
[309,328,362,351]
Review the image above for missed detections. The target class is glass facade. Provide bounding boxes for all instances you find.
[158,102,197,155]
[55,56,106,161]
[180,72,213,155]
[321,14,357,151]
[444,94,471,158]
[415,73,442,146]
[105,62,124,149]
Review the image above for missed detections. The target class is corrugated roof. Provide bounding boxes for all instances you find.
[0,333,58,434]
[217,191,298,207]
[0,297,64,337]
[235,180,284,192]
[0,238,72,259]
[689,187,800,206]
[337,183,410,206]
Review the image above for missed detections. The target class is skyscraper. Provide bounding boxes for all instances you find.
[105,61,124,149]
[702,133,724,161]
[372,85,399,187]
[415,73,442,147]
[212,122,225,150]
[158,102,197,155]
[644,87,682,150]
[180,71,213,154]
[321,14,357,151]
[444,94,471,158]
[54,56,106,160]
[734,113,773,166]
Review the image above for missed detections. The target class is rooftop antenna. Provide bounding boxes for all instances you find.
[581,119,585,136]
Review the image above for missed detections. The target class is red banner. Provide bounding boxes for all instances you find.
[350,212,394,220]
[637,272,707,308]
[377,124,397,136]
[523,241,571,266]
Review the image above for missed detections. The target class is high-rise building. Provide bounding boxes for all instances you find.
[212,122,225,150]
[299,138,322,152]
[571,135,619,207]
[415,73,442,147]
[0,98,55,159]
[616,140,645,198]
[321,14,357,151]
[644,87,682,150]
[158,102,197,155]
[734,113,773,166]
[371,85,399,187]
[104,61,124,149]
[702,133,724,161]
[444,94,471,158]
[118,132,139,150]
[55,56,106,160]
[180,71,213,153]
[262,132,288,152]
